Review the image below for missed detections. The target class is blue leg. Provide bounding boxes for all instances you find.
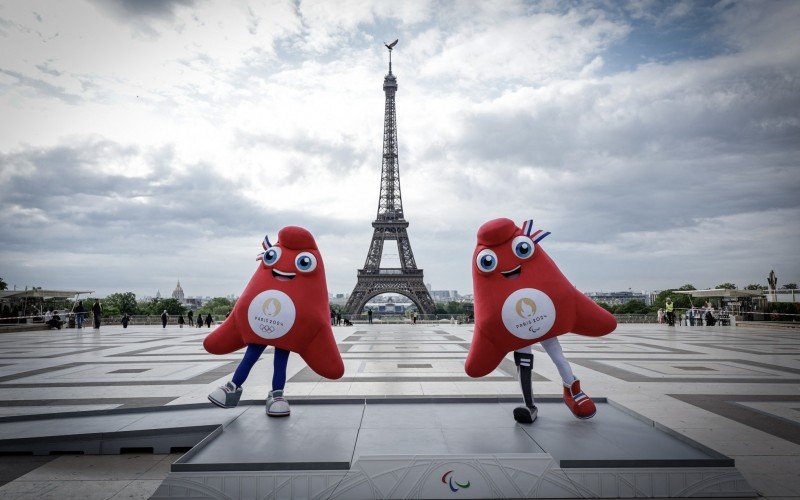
[232,344,267,388]
[272,347,290,391]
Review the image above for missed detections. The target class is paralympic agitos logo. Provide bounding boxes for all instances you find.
[441,470,470,492]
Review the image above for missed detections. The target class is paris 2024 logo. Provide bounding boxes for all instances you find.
[247,290,296,339]
[501,288,556,340]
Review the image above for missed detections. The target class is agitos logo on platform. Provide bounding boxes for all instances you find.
[441,470,470,492]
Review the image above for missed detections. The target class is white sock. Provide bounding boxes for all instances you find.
[541,337,576,386]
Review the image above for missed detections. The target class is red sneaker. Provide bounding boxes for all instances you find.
[563,379,596,419]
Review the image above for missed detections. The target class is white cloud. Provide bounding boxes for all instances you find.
[0,0,797,298]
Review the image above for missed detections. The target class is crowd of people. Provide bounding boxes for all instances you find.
[657,298,720,326]
[38,299,220,331]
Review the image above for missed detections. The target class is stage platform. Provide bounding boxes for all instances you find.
[0,397,755,499]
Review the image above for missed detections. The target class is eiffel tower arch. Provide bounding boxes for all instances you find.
[344,40,436,316]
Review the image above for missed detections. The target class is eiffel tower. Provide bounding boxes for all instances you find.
[344,40,436,316]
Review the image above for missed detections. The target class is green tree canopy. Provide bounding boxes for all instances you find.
[744,284,767,290]
[654,285,695,310]
[104,292,139,316]
[596,302,613,313]
[715,282,737,290]
[0,277,7,291]
[196,297,236,317]
[615,300,650,314]
[445,301,465,314]
[139,298,186,316]
[781,283,798,290]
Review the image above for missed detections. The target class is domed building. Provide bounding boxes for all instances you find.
[172,280,185,303]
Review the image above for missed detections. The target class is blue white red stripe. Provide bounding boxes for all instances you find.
[521,219,550,243]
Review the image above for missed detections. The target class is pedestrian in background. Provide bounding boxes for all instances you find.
[205,314,212,327]
[196,314,203,328]
[178,314,185,328]
[73,300,86,329]
[161,310,168,328]
[188,309,194,326]
[92,299,102,329]
[665,298,675,326]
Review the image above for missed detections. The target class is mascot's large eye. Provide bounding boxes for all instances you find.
[512,235,535,259]
[262,247,281,266]
[295,252,317,272]
[476,249,498,272]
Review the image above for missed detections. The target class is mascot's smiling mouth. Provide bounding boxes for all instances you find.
[501,265,522,280]
[272,269,296,281]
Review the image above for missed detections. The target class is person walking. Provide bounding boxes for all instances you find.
[196,314,203,328]
[121,312,130,328]
[161,310,168,329]
[665,298,675,326]
[91,299,102,329]
[412,311,418,325]
[330,309,336,326]
[178,314,185,328]
[187,309,194,326]
[336,312,342,326]
[73,300,86,329]
[367,309,373,324]
[205,314,212,328]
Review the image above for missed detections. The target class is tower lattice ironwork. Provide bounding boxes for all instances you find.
[344,41,436,316]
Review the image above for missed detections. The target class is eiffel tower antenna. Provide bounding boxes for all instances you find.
[344,40,436,316]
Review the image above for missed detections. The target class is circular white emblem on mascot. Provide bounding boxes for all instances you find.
[247,290,296,340]
[501,288,556,340]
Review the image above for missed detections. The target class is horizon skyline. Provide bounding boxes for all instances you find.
[1,1,798,298]
[2,275,783,300]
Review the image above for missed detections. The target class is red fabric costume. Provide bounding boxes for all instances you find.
[465,218,616,378]
[203,226,344,380]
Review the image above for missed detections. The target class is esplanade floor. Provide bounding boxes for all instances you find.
[0,322,797,499]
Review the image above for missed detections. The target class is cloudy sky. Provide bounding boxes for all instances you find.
[1,0,798,299]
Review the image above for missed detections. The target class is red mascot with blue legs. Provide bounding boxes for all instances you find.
[466,218,616,423]
[204,226,344,416]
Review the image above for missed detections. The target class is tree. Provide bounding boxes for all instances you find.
[140,298,185,315]
[745,284,767,290]
[443,301,464,314]
[196,297,236,317]
[781,283,798,290]
[715,282,737,290]
[0,277,7,291]
[654,285,695,310]
[596,302,614,313]
[616,300,649,314]
[104,292,139,316]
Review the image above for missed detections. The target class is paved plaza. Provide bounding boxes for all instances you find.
[0,322,797,498]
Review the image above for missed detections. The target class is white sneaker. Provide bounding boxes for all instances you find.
[266,389,290,417]
[208,381,242,408]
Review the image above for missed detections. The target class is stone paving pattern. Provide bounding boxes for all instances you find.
[0,322,797,499]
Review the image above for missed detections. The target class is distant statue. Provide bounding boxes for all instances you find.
[768,270,777,291]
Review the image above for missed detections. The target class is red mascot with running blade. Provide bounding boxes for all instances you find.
[204,226,344,416]
[466,218,616,423]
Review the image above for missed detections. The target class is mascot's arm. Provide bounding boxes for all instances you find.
[297,324,344,380]
[465,324,510,378]
[203,318,246,355]
[570,290,617,337]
